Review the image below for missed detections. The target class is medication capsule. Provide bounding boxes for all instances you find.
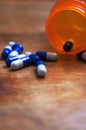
[8,41,16,47]
[9,41,23,51]
[77,50,86,61]
[36,60,47,77]
[5,54,27,67]
[10,57,31,70]
[29,54,40,65]
[63,41,73,52]
[2,45,12,59]
[36,51,58,61]
[25,52,40,64]
[8,41,23,57]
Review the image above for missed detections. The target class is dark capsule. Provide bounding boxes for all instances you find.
[29,54,40,65]
[63,41,73,52]
[36,51,47,60]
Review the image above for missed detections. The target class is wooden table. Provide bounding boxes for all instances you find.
[0,1,86,130]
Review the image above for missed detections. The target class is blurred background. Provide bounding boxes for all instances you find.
[0,0,56,35]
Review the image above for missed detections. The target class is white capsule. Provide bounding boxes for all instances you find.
[37,64,47,77]
[46,52,58,61]
[8,51,19,57]
[81,51,86,61]
[11,59,23,70]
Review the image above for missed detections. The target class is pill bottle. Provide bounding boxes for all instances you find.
[46,0,86,54]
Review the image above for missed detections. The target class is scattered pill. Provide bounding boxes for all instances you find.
[36,51,58,61]
[10,57,31,70]
[36,60,47,77]
[9,41,23,51]
[1,42,58,78]
[2,45,12,59]
[5,54,27,67]
[63,41,73,52]
[12,43,23,51]
[77,50,86,61]
[8,42,23,57]
[29,54,40,65]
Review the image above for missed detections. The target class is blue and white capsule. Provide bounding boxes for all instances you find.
[36,51,58,61]
[8,41,23,50]
[8,41,24,57]
[5,54,28,67]
[10,56,31,70]
[36,60,47,77]
[77,50,86,61]
[25,52,40,65]
[2,45,12,59]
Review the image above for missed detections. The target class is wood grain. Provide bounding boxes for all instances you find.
[0,1,86,130]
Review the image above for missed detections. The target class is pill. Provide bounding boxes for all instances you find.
[77,50,86,61]
[36,60,47,77]
[8,47,23,57]
[29,54,40,65]
[9,41,23,51]
[25,52,40,64]
[8,41,23,57]
[63,41,73,52]
[2,45,12,59]
[10,57,31,70]
[36,51,58,61]
[5,54,27,67]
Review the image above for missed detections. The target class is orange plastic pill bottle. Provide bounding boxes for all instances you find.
[46,0,86,54]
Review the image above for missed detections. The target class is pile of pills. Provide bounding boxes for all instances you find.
[2,41,58,77]
[2,41,85,77]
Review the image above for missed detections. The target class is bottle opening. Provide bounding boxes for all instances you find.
[47,9,86,53]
